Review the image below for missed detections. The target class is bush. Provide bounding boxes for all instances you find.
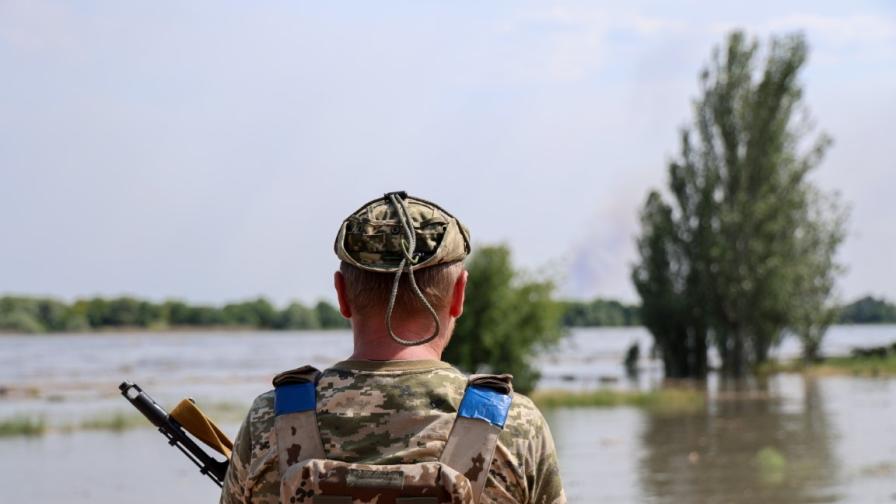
[443,245,565,394]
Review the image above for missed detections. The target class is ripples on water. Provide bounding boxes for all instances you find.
[1,327,895,503]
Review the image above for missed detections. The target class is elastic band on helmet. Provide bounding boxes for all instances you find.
[383,192,442,346]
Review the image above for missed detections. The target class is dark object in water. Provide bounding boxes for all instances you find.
[624,342,640,377]
[850,346,891,359]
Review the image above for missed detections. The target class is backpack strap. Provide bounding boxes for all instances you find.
[440,373,513,502]
[273,365,326,475]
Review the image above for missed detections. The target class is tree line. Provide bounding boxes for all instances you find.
[0,296,349,333]
[838,296,896,324]
[1,291,888,335]
[560,297,891,327]
[559,299,642,327]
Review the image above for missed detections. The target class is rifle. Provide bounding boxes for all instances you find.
[119,381,230,487]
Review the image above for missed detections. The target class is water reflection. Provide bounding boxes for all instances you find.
[639,376,839,503]
[3,330,895,502]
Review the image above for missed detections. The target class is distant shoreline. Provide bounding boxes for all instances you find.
[3,322,895,337]
[2,294,895,334]
[0,325,354,336]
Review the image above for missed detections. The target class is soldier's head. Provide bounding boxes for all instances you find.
[333,192,471,350]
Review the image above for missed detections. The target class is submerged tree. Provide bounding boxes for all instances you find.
[633,191,710,378]
[787,191,847,360]
[632,31,847,377]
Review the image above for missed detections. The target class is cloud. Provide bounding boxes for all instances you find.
[706,11,896,67]
[490,5,686,84]
[765,13,896,44]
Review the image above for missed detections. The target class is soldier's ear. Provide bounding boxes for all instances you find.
[334,271,352,318]
[448,270,468,318]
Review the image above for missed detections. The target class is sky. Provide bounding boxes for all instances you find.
[1,0,894,306]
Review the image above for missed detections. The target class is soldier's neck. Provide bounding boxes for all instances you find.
[348,316,448,361]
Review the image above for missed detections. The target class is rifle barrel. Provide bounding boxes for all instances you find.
[119,381,228,487]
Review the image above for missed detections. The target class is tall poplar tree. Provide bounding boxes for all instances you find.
[632,31,847,377]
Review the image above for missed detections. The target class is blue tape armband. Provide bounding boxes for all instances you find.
[274,382,316,416]
[457,385,512,428]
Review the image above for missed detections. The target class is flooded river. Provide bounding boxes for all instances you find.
[1,326,895,503]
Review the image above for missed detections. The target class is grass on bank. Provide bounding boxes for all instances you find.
[0,388,706,439]
[0,400,250,438]
[0,416,47,437]
[531,387,705,413]
[79,412,148,432]
[78,401,249,432]
[761,354,896,377]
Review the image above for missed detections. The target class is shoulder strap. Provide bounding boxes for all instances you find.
[440,373,513,502]
[273,365,325,475]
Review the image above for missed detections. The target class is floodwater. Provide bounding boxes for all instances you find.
[1,326,895,503]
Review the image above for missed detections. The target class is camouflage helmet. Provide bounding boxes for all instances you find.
[334,191,471,273]
[334,191,471,346]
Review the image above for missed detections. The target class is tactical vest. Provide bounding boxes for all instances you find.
[272,366,514,504]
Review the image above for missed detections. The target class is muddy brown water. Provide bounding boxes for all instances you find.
[1,327,894,503]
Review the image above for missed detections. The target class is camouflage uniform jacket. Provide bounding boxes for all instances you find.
[220,359,566,504]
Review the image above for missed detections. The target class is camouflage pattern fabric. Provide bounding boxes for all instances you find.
[281,459,474,503]
[334,192,471,273]
[220,360,566,504]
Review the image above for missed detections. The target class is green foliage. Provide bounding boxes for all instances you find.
[314,300,349,329]
[764,340,896,377]
[3,292,889,335]
[632,31,847,376]
[756,446,787,485]
[277,302,321,329]
[560,298,641,326]
[0,309,45,333]
[823,353,896,376]
[532,387,704,413]
[0,416,46,437]
[80,412,146,432]
[0,295,347,333]
[557,295,891,329]
[222,298,278,327]
[0,399,254,437]
[443,245,565,394]
[632,192,709,378]
[838,296,896,324]
[0,297,88,333]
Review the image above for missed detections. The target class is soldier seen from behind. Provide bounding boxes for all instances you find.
[220,192,566,504]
